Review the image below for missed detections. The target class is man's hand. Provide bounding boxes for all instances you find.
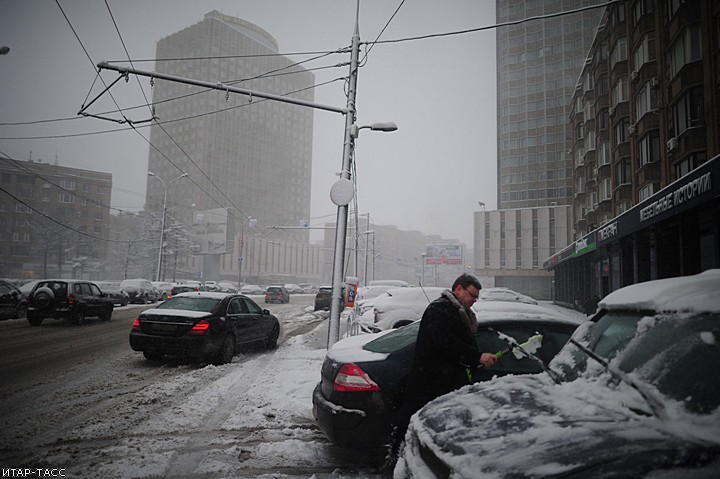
[479,352,498,367]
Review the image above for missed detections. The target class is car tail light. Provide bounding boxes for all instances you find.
[131,319,141,332]
[189,320,210,335]
[68,293,75,306]
[334,363,380,392]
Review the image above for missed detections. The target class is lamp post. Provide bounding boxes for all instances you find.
[148,171,188,281]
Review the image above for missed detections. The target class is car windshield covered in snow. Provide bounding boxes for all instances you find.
[155,296,221,313]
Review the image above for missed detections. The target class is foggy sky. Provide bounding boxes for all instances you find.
[0,0,497,245]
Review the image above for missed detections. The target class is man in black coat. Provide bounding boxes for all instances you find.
[387,274,497,463]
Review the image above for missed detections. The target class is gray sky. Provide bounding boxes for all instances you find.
[0,0,497,245]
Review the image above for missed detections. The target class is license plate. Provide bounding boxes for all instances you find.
[152,323,176,332]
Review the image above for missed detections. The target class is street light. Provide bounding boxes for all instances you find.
[350,122,398,138]
[148,171,188,281]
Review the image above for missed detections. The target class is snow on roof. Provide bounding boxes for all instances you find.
[599,269,720,313]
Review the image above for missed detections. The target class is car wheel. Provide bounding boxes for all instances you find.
[74,309,85,325]
[27,312,43,326]
[266,324,279,350]
[32,287,54,309]
[121,299,128,307]
[100,308,112,321]
[15,303,28,319]
[143,350,163,361]
[212,335,235,365]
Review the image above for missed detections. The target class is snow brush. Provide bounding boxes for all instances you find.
[495,333,543,360]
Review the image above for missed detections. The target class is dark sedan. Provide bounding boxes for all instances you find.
[0,279,28,320]
[312,301,583,452]
[129,291,280,365]
[396,270,720,478]
[314,286,333,311]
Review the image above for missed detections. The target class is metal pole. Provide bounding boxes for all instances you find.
[156,182,168,282]
[327,6,361,348]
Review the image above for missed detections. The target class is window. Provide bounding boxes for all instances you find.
[635,81,659,119]
[633,32,656,71]
[614,118,629,147]
[638,132,660,167]
[672,86,704,136]
[611,77,628,107]
[60,180,76,191]
[12,232,30,242]
[674,152,705,180]
[59,193,74,204]
[666,0,684,19]
[611,37,627,66]
[669,26,702,78]
[639,183,657,201]
[15,204,31,214]
[615,157,631,185]
[600,178,612,201]
[633,0,655,24]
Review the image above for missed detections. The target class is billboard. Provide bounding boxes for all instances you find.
[192,207,236,254]
[425,244,462,264]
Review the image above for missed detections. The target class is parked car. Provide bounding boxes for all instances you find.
[95,281,129,306]
[168,284,200,298]
[479,286,538,305]
[396,269,720,478]
[129,291,280,365]
[240,284,264,295]
[119,279,158,304]
[283,283,304,294]
[0,279,28,320]
[217,281,238,293]
[369,287,446,330]
[312,301,584,452]
[265,285,289,304]
[19,280,40,299]
[314,286,334,311]
[26,279,114,326]
[151,282,174,301]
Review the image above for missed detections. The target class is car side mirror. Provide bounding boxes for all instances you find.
[263,309,270,315]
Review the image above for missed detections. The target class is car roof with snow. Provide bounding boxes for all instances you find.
[472,300,585,325]
[599,269,720,313]
[172,291,234,299]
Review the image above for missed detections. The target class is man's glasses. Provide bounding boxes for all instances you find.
[464,287,479,299]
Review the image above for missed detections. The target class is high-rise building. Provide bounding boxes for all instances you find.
[144,11,316,278]
[473,1,604,298]
[496,0,603,209]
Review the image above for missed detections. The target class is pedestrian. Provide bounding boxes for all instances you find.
[385,273,498,467]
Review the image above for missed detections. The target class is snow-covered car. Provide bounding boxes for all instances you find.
[370,287,446,330]
[129,291,280,364]
[397,269,720,478]
[313,302,584,452]
[284,283,304,294]
[119,279,158,304]
[151,281,174,301]
[478,286,538,305]
[217,281,238,293]
[95,281,129,306]
[240,284,265,295]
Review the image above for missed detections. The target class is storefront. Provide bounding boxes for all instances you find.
[545,155,720,312]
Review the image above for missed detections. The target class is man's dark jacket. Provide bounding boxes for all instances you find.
[403,291,480,411]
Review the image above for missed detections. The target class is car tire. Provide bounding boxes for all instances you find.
[143,350,163,361]
[32,287,54,309]
[74,309,85,325]
[27,312,43,326]
[121,298,128,307]
[213,335,235,365]
[15,303,27,319]
[266,324,279,350]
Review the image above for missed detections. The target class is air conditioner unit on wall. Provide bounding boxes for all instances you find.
[649,76,660,89]
[609,106,616,116]
[630,71,638,81]
[667,137,679,152]
[628,124,636,135]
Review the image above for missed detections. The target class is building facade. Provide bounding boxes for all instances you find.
[474,1,603,297]
[0,159,112,280]
[144,11,316,280]
[548,0,720,307]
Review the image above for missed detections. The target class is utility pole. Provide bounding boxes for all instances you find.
[327,3,361,348]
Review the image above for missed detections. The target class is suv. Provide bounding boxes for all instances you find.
[265,286,289,304]
[119,279,158,304]
[26,280,114,326]
[0,279,28,320]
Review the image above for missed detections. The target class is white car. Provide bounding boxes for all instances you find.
[397,270,720,478]
[369,286,446,331]
[479,287,538,305]
[240,284,265,295]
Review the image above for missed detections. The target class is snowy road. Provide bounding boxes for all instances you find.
[0,297,384,478]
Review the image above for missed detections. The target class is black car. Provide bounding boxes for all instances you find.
[129,291,280,365]
[0,279,28,320]
[168,284,200,298]
[95,281,129,306]
[314,286,333,311]
[265,286,289,304]
[312,301,583,451]
[396,270,720,478]
[26,279,114,326]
